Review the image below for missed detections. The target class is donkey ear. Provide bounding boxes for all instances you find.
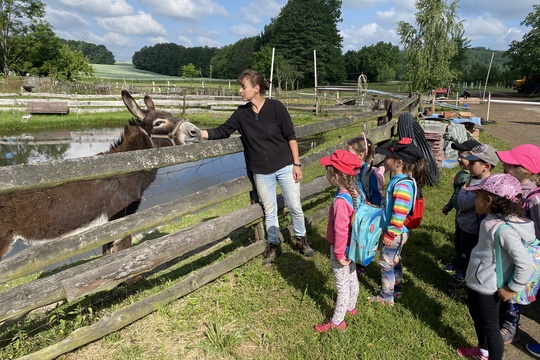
[143,95,155,111]
[122,90,146,120]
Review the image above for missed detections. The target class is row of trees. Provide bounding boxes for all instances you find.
[0,0,113,80]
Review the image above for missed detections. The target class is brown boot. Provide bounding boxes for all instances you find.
[295,236,315,257]
[263,243,282,266]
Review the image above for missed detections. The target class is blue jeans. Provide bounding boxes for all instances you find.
[253,165,306,244]
[379,233,408,301]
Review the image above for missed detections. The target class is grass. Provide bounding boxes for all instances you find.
[0,129,514,359]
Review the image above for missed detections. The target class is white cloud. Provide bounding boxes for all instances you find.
[45,8,89,29]
[459,0,537,21]
[240,0,284,25]
[196,36,221,48]
[462,15,521,49]
[341,23,400,52]
[230,23,259,38]
[139,0,228,20]
[102,32,134,47]
[149,36,169,45]
[96,11,167,36]
[52,0,134,16]
[177,35,193,47]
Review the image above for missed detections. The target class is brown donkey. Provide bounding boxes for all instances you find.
[0,90,202,259]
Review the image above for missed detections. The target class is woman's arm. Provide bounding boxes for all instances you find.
[288,139,302,182]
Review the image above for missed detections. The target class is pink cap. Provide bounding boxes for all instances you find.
[466,173,522,203]
[496,144,540,174]
[320,149,361,175]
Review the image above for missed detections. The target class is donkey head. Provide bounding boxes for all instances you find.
[121,90,202,146]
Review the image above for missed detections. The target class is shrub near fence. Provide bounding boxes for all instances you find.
[0,95,419,359]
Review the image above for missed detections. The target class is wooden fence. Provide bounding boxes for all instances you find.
[0,94,419,359]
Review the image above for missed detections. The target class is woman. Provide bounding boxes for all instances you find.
[200,69,314,265]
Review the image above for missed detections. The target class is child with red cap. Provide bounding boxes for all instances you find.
[314,149,361,332]
[495,144,540,346]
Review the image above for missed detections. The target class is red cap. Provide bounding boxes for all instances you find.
[320,149,361,175]
[496,144,540,174]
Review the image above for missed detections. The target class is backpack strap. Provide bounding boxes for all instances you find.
[335,192,354,208]
[494,223,514,288]
[393,176,417,215]
[524,187,540,213]
[526,187,540,200]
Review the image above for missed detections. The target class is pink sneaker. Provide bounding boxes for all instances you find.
[314,319,346,332]
[457,346,488,359]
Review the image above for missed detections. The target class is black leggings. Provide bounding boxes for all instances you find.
[457,227,479,273]
[467,288,504,360]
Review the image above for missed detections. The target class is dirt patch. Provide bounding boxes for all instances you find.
[462,93,540,147]
[444,93,540,358]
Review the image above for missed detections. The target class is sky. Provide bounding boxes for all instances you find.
[42,0,538,62]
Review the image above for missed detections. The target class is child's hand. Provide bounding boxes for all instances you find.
[442,205,451,215]
[497,286,516,302]
[338,258,351,266]
[382,237,393,247]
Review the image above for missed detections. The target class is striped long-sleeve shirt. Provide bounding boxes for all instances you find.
[383,175,414,242]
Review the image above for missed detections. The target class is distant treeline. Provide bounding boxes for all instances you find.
[62,40,116,65]
[130,42,517,86]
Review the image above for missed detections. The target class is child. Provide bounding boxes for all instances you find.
[315,149,362,332]
[347,134,383,206]
[495,144,540,345]
[369,137,426,305]
[441,139,481,273]
[454,144,499,282]
[347,134,383,278]
[457,174,534,360]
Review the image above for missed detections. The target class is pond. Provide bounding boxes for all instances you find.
[1,127,323,264]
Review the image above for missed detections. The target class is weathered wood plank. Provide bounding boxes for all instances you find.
[17,241,267,360]
[27,101,69,114]
[0,138,244,194]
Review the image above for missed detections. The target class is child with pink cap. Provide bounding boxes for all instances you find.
[456,174,534,360]
[314,149,361,332]
[495,144,540,347]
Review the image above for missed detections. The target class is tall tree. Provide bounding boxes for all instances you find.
[397,0,463,92]
[265,0,344,87]
[210,37,258,79]
[505,4,540,77]
[0,0,45,76]
[12,22,61,76]
[357,41,401,83]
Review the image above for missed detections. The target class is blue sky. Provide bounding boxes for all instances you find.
[42,0,537,62]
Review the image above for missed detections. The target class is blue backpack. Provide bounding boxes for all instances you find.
[495,223,540,305]
[335,192,383,266]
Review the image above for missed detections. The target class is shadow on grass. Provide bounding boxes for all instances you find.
[272,226,334,315]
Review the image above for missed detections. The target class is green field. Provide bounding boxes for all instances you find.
[92,62,234,86]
